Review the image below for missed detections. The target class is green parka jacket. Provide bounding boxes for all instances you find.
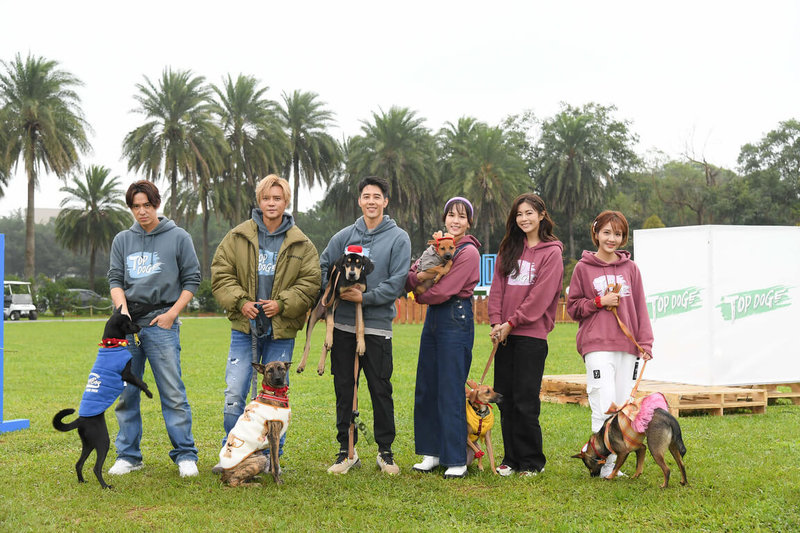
[211,220,321,338]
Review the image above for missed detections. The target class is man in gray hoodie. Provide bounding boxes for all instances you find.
[320,176,411,475]
[106,180,202,478]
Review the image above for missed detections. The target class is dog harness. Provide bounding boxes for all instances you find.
[78,345,133,417]
[601,393,669,454]
[219,391,291,470]
[466,399,494,440]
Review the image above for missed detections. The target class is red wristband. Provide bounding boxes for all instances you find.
[595,296,602,308]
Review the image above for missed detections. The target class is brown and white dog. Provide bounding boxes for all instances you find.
[465,380,502,473]
[296,245,374,375]
[414,231,456,295]
[219,361,291,486]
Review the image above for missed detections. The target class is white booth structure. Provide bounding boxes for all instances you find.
[634,225,800,387]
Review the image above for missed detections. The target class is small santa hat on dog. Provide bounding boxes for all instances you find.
[345,245,364,256]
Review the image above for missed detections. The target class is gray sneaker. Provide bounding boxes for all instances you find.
[327,449,361,474]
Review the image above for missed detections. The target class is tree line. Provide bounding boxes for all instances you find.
[2,53,799,288]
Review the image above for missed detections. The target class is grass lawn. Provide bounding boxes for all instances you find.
[1,318,798,532]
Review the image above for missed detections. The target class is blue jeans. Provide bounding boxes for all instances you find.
[414,297,473,466]
[115,322,197,464]
[221,330,294,453]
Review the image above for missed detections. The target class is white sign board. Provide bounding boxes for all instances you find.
[634,225,800,386]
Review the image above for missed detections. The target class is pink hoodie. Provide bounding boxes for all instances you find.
[406,235,481,305]
[488,240,564,340]
[567,250,654,358]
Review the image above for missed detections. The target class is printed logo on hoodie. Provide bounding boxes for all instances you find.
[592,274,631,297]
[126,252,163,278]
[509,259,535,286]
[258,249,277,275]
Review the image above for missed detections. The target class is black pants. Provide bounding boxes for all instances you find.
[330,328,395,452]
[494,335,548,472]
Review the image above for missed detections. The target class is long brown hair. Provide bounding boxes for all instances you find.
[497,193,557,277]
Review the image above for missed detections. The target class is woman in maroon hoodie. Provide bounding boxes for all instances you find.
[406,197,481,479]
[566,210,653,478]
[488,193,563,477]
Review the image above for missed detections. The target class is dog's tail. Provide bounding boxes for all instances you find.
[659,408,687,457]
[52,408,81,432]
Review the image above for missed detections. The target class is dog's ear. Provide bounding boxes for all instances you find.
[466,379,478,389]
[115,304,123,315]
[251,362,266,375]
[333,255,346,270]
[570,452,585,459]
[362,256,374,275]
[283,361,292,370]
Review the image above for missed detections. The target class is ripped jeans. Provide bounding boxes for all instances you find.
[221,329,294,453]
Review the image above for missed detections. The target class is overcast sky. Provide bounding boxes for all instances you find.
[1,0,798,216]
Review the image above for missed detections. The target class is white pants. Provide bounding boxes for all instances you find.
[585,351,640,433]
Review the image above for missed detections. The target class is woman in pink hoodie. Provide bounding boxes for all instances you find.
[406,197,481,479]
[566,210,653,478]
[488,193,563,477]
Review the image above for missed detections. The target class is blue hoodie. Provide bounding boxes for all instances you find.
[320,215,411,337]
[108,216,201,326]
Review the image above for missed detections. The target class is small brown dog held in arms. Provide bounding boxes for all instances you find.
[465,380,502,473]
[219,361,291,486]
[296,245,373,375]
[571,393,687,488]
[414,231,456,295]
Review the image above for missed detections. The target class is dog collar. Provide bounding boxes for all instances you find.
[256,385,289,405]
[99,338,129,348]
[588,435,610,460]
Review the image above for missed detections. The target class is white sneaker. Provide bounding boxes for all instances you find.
[327,449,361,474]
[178,460,199,477]
[412,455,440,472]
[496,464,515,476]
[108,459,143,475]
[443,465,467,478]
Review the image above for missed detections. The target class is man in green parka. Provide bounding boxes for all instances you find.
[211,174,320,472]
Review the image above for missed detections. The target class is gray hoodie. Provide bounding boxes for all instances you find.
[252,208,294,335]
[320,215,411,337]
[108,216,201,326]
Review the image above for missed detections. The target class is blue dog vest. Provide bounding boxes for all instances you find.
[78,346,133,417]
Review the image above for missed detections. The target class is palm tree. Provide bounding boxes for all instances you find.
[278,90,341,213]
[439,119,529,249]
[534,103,639,258]
[122,68,224,221]
[0,53,91,279]
[349,106,437,248]
[211,74,288,220]
[54,166,131,290]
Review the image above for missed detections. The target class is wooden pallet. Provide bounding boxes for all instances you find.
[540,374,768,417]
[733,383,800,405]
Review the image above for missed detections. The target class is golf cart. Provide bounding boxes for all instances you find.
[3,281,38,321]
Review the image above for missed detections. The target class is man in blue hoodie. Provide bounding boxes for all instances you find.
[210,175,320,473]
[320,176,411,475]
[106,180,202,478]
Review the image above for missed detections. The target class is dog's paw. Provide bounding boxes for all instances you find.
[144,389,153,399]
[356,341,366,357]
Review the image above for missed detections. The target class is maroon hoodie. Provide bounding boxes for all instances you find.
[406,235,481,305]
[488,240,564,340]
[567,250,654,358]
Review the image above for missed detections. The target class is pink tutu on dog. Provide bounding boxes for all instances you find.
[632,392,669,433]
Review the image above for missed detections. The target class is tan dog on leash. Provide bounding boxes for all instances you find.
[465,380,502,473]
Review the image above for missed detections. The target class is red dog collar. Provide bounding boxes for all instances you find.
[99,338,129,348]
[256,385,289,405]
